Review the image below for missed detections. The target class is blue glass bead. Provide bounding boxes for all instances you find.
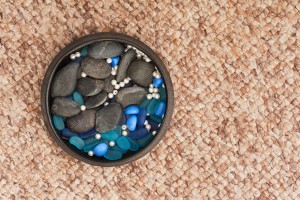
[137,133,153,147]
[126,115,137,131]
[80,46,88,57]
[93,143,108,157]
[101,130,119,141]
[104,150,122,160]
[110,145,127,154]
[72,91,84,105]
[78,128,97,140]
[153,77,163,88]
[158,87,166,101]
[75,57,83,63]
[110,56,120,67]
[147,118,159,131]
[127,137,139,151]
[147,99,160,115]
[125,105,140,115]
[140,98,151,108]
[155,102,166,117]
[119,112,126,125]
[53,115,65,130]
[137,108,147,127]
[69,136,85,150]
[117,136,130,150]
[61,128,77,138]
[128,127,148,140]
[150,114,163,123]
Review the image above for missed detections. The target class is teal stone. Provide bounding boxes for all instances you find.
[104,150,123,160]
[72,91,84,105]
[117,136,130,150]
[80,46,88,57]
[83,140,101,152]
[147,99,160,115]
[150,114,163,123]
[127,137,139,151]
[158,87,166,101]
[53,115,65,130]
[69,136,85,150]
[140,98,151,108]
[137,133,153,148]
[115,125,122,135]
[101,130,119,141]
[110,145,127,154]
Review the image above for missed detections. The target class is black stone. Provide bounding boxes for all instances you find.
[51,62,79,97]
[81,57,111,79]
[51,97,81,117]
[66,110,96,133]
[88,41,124,59]
[127,60,155,87]
[85,90,108,109]
[103,75,114,93]
[115,86,147,107]
[96,103,122,133]
[76,77,104,96]
[116,49,137,82]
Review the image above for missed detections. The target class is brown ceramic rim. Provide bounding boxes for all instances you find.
[41,32,174,167]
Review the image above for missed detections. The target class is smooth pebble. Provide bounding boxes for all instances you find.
[117,136,130,151]
[69,136,85,150]
[104,150,123,160]
[93,143,108,157]
[53,115,65,130]
[126,115,138,131]
[125,105,140,115]
[72,91,84,105]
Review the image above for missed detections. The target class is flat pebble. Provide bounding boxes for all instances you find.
[125,105,140,115]
[96,103,122,133]
[126,115,138,131]
[115,86,147,107]
[72,91,84,105]
[69,136,85,150]
[53,115,65,130]
[93,143,108,156]
[85,90,108,109]
[117,136,130,151]
[128,127,148,140]
[81,57,111,79]
[51,97,80,117]
[127,60,155,87]
[76,77,104,96]
[88,41,124,59]
[103,75,115,93]
[104,150,123,160]
[116,49,136,82]
[66,110,96,133]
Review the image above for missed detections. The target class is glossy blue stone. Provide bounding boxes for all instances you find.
[137,133,153,147]
[104,150,123,160]
[101,130,120,141]
[61,128,77,138]
[117,136,130,150]
[80,46,88,57]
[126,115,137,131]
[137,108,147,127]
[78,128,97,140]
[155,101,166,117]
[53,115,65,130]
[69,136,85,150]
[125,105,140,115]
[72,91,84,105]
[93,143,108,156]
[128,127,149,140]
[147,118,159,131]
[127,137,139,151]
[111,56,120,67]
[153,77,163,88]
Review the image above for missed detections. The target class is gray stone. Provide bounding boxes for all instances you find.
[103,75,114,93]
[116,49,137,82]
[77,66,83,79]
[88,41,124,59]
[85,91,108,109]
[96,103,122,133]
[66,110,96,133]
[51,62,79,97]
[127,60,155,87]
[76,77,104,96]
[115,86,147,107]
[51,97,81,117]
[81,57,111,79]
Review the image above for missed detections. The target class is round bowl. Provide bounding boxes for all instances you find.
[41,32,174,166]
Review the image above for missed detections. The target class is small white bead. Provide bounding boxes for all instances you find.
[113,90,118,95]
[80,105,86,111]
[145,57,151,62]
[147,113,150,116]
[155,74,161,79]
[119,82,125,87]
[127,45,132,48]
[152,131,157,136]
[88,151,94,156]
[132,47,137,50]
[124,78,130,84]
[153,71,158,77]
[127,77,131,80]
[122,130,128,136]
[149,87,154,93]
[153,88,159,93]
[152,93,156,98]
[114,65,118,69]
[114,84,120,90]
[149,84,154,88]
[95,133,101,140]
[104,102,109,106]
[111,79,117,85]
[111,70,117,76]
[155,93,160,99]
[121,125,127,130]
[81,72,87,77]
[162,84,165,88]
[158,123,161,127]
[147,94,153,99]
[70,54,76,60]
[75,52,81,57]
[106,58,112,63]
[137,54,142,59]
[108,93,114,98]
[144,120,148,125]
[145,124,151,131]
[109,141,115,147]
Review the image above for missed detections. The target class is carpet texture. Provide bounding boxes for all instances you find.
[1,0,300,199]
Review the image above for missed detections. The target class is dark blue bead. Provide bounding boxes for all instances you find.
[111,56,120,67]
[128,127,148,140]
[61,128,77,138]
[79,128,97,140]
[147,118,159,131]
[137,108,147,127]
[155,102,166,117]
[75,57,83,63]
[153,77,163,88]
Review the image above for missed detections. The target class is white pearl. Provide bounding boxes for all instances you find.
[145,124,151,131]
[127,45,132,48]
[162,84,165,88]
[149,84,154,88]
[80,105,86,111]
[81,72,87,77]
[149,87,154,93]
[75,52,81,57]
[153,71,158,77]
[106,58,112,63]
[95,133,101,139]
[121,125,127,130]
[111,79,117,85]
[158,123,161,127]
[113,90,118,95]
[119,82,125,87]
[109,141,115,147]
[122,130,128,136]
[137,54,142,59]
[114,84,120,90]
[88,151,94,156]
[146,113,150,116]
[108,93,114,98]
[155,74,161,79]
[144,120,148,125]
[70,54,76,60]
[145,57,151,62]
[154,93,160,99]
[153,88,159,93]
[124,78,130,84]
[152,93,156,98]
[111,70,117,75]
[152,131,157,136]
[132,47,137,50]
[104,102,109,106]
[147,94,152,99]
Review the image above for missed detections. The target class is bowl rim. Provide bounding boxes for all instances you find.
[41,32,174,166]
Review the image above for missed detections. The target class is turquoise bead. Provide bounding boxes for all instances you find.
[72,91,84,105]
[150,114,163,123]
[80,46,88,57]
[127,137,139,151]
[83,137,101,152]
[53,115,65,130]
[61,128,77,138]
[110,145,127,154]
[155,102,166,117]
[147,99,160,115]
[158,87,166,101]
[140,98,151,108]
[93,143,108,156]
[128,127,148,140]
[137,108,147,127]
[69,136,85,150]
[115,125,122,135]
[153,77,163,88]
[101,130,119,141]
[126,115,137,131]
[125,105,140,115]
[110,56,120,67]
[104,150,122,160]
[117,136,130,150]
[137,133,153,147]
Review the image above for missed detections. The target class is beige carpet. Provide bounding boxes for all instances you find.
[1,0,300,199]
